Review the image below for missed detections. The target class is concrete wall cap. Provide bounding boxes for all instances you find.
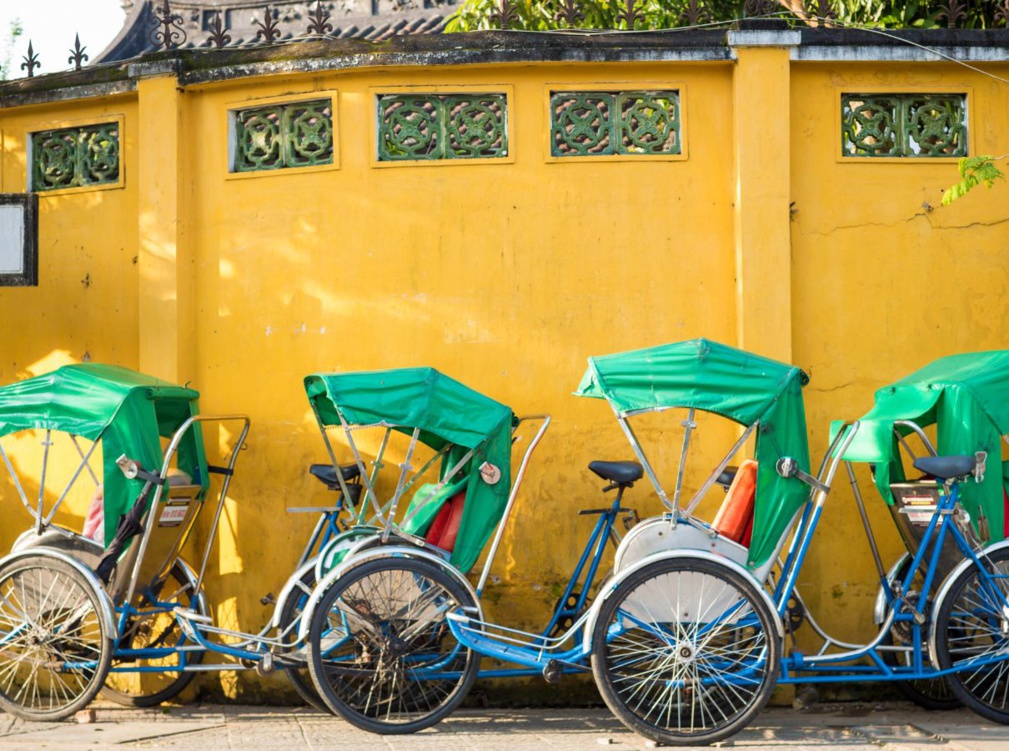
[728,30,802,48]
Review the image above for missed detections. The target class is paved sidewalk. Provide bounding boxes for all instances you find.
[0,702,1006,750]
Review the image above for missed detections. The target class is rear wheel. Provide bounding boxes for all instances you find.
[934,546,1009,723]
[591,557,780,747]
[101,561,207,707]
[0,554,113,720]
[307,557,479,734]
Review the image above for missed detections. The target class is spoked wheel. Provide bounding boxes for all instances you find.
[277,565,328,712]
[879,556,959,710]
[591,557,781,747]
[307,557,479,734]
[101,561,207,707]
[934,546,1009,723]
[0,554,113,720]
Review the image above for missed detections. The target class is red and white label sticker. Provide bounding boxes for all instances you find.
[159,503,190,527]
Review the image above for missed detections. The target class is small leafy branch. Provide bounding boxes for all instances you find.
[941,154,1007,205]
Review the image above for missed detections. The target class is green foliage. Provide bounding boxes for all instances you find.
[0,19,24,82]
[941,155,1007,206]
[446,0,1009,32]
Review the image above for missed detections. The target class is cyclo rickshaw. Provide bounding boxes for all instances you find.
[581,343,1009,744]
[835,350,1009,718]
[0,363,368,719]
[296,342,848,742]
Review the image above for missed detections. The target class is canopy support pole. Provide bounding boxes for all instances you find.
[70,435,102,487]
[399,446,474,531]
[335,413,386,525]
[310,400,361,522]
[613,412,671,514]
[671,409,696,519]
[36,430,52,534]
[46,435,103,526]
[382,427,420,542]
[0,443,34,522]
[398,445,455,510]
[477,415,551,598]
[685,422,758,516]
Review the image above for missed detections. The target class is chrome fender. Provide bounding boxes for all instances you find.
[269,557,318,630]
[614,516,750,574]
[582,548,784,654]
[928,539,1009,668]
[0,548,117,637]
[297,545,483,643]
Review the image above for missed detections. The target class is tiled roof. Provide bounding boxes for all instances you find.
[95,0,456,63]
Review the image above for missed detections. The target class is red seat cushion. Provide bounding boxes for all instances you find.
[424,489,466,552]
[712,460,757,545]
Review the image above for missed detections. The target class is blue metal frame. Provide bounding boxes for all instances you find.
[109,473,355,671]
[775,473,1007,685]
[444,481,631,677]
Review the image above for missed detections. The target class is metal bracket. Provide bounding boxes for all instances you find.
[776,457,829,494]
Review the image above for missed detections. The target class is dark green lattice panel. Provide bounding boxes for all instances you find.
[551,90,680,157]
[842,93,966,158]
[551,93,613,156]
[445,96,508,159]
[378,96,442,160]
[616,92,680,155]
[31,123,120,191]
[235,98,333,172]
[906,96,965,157]
[377,93,508,161]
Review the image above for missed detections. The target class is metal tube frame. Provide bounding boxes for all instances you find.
[475,415,551,597]
[149,414,252,607]
[612,407,671,512]
[684,422,759,517]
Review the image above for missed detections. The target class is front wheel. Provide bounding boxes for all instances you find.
[307,556,479,734]
[0,554,113,721]
[934,546,1009,723]
[591,557,781,747]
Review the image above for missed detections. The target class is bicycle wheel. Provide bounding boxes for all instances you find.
[879,556,959,710]
[934,546,1009,723]
[277,565,328,712]
[591,557,780,746]
[101,561,207,707]
[307,557,479,734]
[0,554,113,721]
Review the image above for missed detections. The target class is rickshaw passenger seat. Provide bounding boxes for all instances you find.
[425,489,467,552]
[711,459,757,545]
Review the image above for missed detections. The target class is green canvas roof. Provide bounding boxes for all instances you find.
[575,339,811,569]
[841,351,1009,540]
[304,368,515,572]
[0,364,207,544]
[305,368,513,451]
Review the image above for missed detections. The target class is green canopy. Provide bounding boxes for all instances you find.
[304,368,514,572]
[840,351,1009,541]
[0,364,208,545]
[575,338,811,569]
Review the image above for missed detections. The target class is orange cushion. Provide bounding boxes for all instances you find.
[425,490,466,552]
[712,460,757,545]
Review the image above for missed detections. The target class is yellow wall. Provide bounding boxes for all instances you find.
[1,41,1008,700]
[790,60,1009,640]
